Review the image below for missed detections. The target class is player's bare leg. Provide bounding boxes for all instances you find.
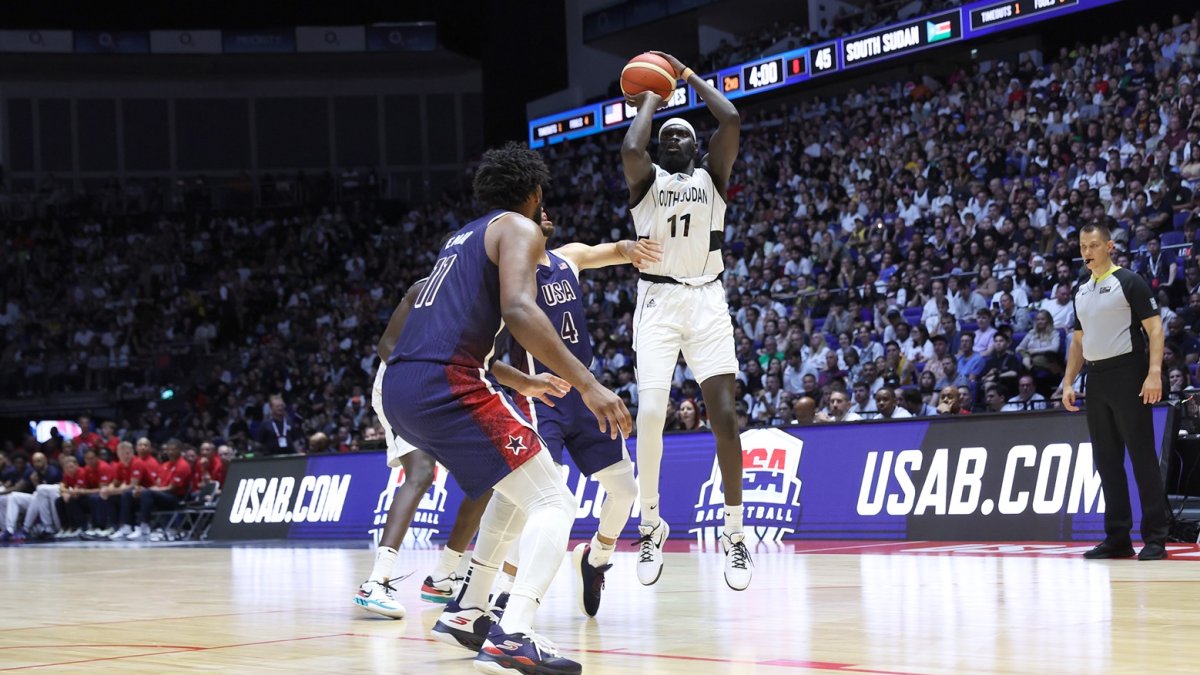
[355,450,437,618]
[701,373,753,590]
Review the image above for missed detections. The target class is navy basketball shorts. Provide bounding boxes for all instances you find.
[382,360,544,500]
[514,389,628,476]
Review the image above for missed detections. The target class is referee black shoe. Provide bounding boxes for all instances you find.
[1082,541,1136,559]
[1138,542,1168,561]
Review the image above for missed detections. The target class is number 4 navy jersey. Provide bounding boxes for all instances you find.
[388,210,509,368]
[507,250,594,375]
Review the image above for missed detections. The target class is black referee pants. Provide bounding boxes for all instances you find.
[1084,353,1170,545]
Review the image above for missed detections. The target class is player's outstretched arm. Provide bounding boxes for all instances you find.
[651,51,740,197]
[491,361,571,408]
[553,239,662,272]
[494,214,632,438]
[621,91,662,205]
[376,278,427,361]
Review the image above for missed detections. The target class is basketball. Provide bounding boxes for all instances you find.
[621,52,677,101]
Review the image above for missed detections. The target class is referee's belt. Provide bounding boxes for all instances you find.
[639,271,724,286]
[1084,352,1143,372]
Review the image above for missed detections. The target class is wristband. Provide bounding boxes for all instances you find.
[680,67,694,82]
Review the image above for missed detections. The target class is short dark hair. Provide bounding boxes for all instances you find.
[1080,222,1111,241]
[473,142,550,211]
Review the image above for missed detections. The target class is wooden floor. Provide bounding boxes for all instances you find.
[3,540,1200,673]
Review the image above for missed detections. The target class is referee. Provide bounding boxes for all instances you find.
[1062,223,1170,560]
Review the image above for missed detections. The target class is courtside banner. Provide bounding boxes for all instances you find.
[207,408,1169,543]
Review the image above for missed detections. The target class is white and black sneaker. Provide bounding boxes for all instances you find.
[721,532,753,591]
[635,520,669,586]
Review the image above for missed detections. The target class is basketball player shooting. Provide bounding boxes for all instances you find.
[621,51,752,590]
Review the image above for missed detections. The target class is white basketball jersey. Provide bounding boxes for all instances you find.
[630,164,726,282]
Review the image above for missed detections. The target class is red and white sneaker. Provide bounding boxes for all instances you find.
[421,573,462,603]
[473,624,581,675]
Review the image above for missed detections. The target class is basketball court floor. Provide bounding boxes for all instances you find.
[3,539,1200,673]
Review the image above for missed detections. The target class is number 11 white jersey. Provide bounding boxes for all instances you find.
[630,163,726,283]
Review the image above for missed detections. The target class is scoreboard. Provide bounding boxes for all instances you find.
[528,0,1121,147]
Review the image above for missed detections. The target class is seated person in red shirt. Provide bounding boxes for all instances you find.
[126,439,191,540]
[113,437,162,540]
[95,441,135,537]
[57,455,89,536]
[63,448,116,536]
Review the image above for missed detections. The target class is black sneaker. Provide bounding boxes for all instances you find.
[1082,541,1136,559]
[571,543,612,618]
[1138,542,1168,560]
[475,624,581,675]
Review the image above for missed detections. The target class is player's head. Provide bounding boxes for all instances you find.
[473,141,551,223]
[658,118,697,173]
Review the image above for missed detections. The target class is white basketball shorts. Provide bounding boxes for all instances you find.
[632,279,738,391]
[373,363,417,468]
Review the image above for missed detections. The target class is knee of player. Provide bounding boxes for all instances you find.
[596,460,638,501]
[407,456,437,490]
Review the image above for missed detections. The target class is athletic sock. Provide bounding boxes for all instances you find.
[432,547,463,581]
[587,534,616,567]
[640,499,661,529]
[493,570,515,596]
[369,546,397,583]
[723,504,744,539]
[459,560,500,610]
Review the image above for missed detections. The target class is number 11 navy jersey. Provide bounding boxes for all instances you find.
[389,210,508,369]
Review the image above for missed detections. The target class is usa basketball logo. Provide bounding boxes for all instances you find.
[692,428,804,546]
[369,460,451,548]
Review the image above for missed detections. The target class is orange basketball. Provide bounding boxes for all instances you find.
[621,52,677,101]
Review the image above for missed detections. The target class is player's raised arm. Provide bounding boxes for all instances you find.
[492,213,632,438]
[651,50,740,197]
[621,90,662,204]
[376,278,427,361]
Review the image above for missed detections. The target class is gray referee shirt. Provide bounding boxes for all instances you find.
[1072,267,1158,361]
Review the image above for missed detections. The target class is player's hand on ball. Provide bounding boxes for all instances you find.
[627,90,663,109]
[1140,372,1162,405]
[626,239,663,270]
[648,51,686,78]
[519,373,571,408]
[581,381,633,440]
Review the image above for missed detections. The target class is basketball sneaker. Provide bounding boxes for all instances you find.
[721,531,754,591]
[421,573,462,603]
[571,543,612,617]
[490,591,509,622]
[635,520,669,586]
[353,580,407,619]
[109,525,132,540]
[473,624,581,675]
[431,600,494,652]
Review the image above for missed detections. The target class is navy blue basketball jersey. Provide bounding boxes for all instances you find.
[389,210,509,368]
[508,249,594,375]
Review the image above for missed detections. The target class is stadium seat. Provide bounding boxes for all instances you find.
[825,333,839,350]
[1174,212,1191,230]
[902,307,922,325]
[1162,231,1185,248]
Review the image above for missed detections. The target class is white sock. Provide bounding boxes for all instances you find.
[640,499,661,529]
[493,571,515,596]
[587,534,616,567]
[459,560,500,610]
[369,546,397,583]
[723,504,744,537]
[432,547,463,581]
